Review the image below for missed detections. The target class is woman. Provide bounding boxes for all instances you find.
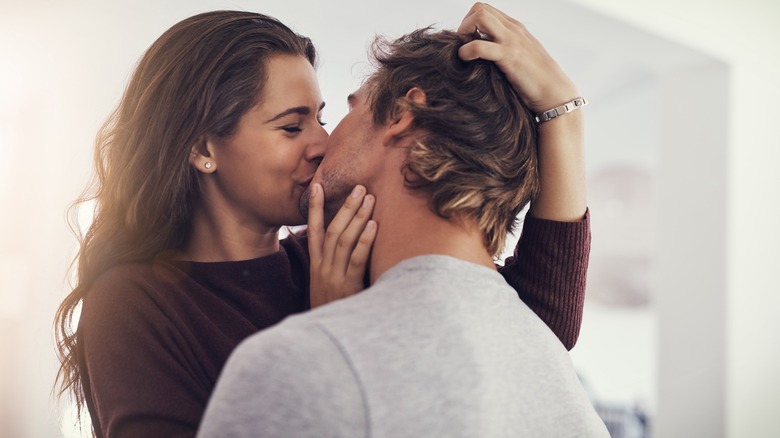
[55,5,589,437]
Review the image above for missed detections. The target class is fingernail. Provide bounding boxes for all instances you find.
[351,185,364,199]
[362,195,373,208]
[310,184,318,199]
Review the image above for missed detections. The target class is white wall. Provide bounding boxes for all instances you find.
[568,0,780,436]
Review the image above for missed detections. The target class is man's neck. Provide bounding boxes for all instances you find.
[368,186,496,284]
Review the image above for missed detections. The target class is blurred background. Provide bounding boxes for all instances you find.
[1,0,778,436]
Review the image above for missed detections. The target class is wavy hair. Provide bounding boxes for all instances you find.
[54,10,316,418]
[367,28,539,256]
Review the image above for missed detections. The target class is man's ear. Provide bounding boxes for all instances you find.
[189,136,217,173]
[382,87,427,147]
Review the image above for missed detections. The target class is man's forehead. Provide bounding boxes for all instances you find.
[348,83,372,104]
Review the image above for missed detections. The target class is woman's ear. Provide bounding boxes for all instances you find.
[382,87,427,147]
[189,136,217,173]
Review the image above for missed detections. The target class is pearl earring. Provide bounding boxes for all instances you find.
[204,162,212,169]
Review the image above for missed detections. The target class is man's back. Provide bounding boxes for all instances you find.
[198,255,608,438]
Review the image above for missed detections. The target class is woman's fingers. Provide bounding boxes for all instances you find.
[457,3,526,79]
[458,39,502,63]
[456,3,577,112]
[457,2,512,43]
[307,183,325,265]
[321,185,367,268]
[346,220,377,282]
[331,194,375,276]
[309,185,376,308]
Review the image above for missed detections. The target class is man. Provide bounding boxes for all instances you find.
[197,15,607,438]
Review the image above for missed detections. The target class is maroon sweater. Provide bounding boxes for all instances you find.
[78,213,590,438]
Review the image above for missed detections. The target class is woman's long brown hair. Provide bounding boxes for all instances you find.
[54,10,316,419]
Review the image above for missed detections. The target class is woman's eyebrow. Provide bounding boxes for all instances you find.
[266,102,326,123]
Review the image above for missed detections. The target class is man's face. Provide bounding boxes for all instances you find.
[300,84,384,224]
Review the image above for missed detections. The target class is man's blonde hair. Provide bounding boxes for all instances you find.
[367,28,539,256]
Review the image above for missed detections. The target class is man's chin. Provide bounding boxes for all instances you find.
[321,200,340,228]
[298,186,312,219]
[298,184,345,228]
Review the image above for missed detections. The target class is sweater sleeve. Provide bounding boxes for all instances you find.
[79,268,207,438]
[498,210,591,350]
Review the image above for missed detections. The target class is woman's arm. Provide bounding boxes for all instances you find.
[458,3,589,349]
[79,274,207,438]
[498,213,590,350]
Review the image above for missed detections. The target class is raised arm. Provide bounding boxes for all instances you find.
[458,3,589,349]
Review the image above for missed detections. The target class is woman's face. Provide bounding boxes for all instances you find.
[205,54,327,228]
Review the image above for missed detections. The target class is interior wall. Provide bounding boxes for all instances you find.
[656,60,728,437]
[568,1,780,436]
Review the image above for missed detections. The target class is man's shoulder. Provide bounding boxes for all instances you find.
[230,253,545,364]
[201,314,368,438]
[299,255,523,322]
[367,254,520,307]
[230,310,353,374]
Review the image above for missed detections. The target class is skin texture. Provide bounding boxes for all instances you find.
[306,86,386,224]
[187,54,328,262]
[306,183,377,307]
[302,86,384,304]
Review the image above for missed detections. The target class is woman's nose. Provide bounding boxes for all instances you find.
[306,124,329,162]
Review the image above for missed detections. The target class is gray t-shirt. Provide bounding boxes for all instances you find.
[198,255,609,438]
